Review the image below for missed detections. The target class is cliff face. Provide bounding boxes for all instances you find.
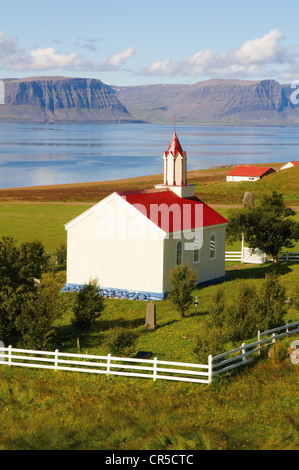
[0,77,134,122]
[1,77,299,124]
[113,79,299,124]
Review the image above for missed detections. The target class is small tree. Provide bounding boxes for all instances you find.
[15,272,66,349]
[72,279,104,330]
[255,272,287,331]
[55,242,67,266]
[193,275,288,362]
[0,236,48,345]
[168,263,197,318]
[227,191,299,263]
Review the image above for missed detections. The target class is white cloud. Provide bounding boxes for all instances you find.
[0,30,135,71]
[141,29,297,80]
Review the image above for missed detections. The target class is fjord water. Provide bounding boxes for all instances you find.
[0,122,299,189]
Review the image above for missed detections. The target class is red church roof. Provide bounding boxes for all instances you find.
[165,132,185,157]
[117,189,228,233]
[226,166,275,177]
[290,161,299,166]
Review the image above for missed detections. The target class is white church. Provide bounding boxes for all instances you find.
[63,132,228,300]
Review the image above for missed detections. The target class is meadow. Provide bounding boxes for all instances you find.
[0,165,298,450]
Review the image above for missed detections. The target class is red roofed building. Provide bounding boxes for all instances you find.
[64,133,228,299]
[280,161,299,170]
[226,166,276,182]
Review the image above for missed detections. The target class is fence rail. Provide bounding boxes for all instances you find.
[0,322,298,385]
[277,251,299,262]
[225,250,299,263]
[225,251,242,262]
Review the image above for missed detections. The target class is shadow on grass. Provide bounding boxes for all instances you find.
[53,316,146,351]
[225,262,294,281]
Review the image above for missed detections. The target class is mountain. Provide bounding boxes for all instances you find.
[0,76,136,122]
[1,76,299,124]
[111,79,299,125]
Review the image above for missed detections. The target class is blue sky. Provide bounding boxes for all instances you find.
[1,0,299,85]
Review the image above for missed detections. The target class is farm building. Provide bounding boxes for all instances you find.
[226,166,276,182]
[280,161,299,170]
[64,132,228,300]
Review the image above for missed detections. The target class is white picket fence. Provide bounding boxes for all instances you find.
[225,251,242,262]
[277,252,299,262]
[226,250,299,263]
[0,322,298,385]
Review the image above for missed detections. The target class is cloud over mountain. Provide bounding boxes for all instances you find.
[141,29,297,79]
[0,30,135,71]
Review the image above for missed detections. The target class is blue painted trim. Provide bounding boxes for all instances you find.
[62,275,228,301]
[61,283,166,301]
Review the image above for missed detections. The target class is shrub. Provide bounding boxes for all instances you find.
[193,274,289,361]
[72,279,104,330]
[168,263,197,318]
[104,326,137,357]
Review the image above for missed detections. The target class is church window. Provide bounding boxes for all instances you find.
[210,233,216,260]
[176,240,183,265]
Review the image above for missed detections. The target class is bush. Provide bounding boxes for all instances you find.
[72,279,104,330]
[104,326,137,357]
[193,274,288,361]
[168,263,197,318]
[55,242,67,265]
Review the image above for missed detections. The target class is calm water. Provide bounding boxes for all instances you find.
[0,122,299,189]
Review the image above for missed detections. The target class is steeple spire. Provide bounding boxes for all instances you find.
[163,131,186,187]
[155,131,195,198]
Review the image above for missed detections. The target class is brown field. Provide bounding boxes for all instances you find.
[0,162,285,205]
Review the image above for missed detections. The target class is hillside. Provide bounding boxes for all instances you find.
[112,79,299,124]
[1,77,299,124]
[0,77,135,122]
[0,162,298,206]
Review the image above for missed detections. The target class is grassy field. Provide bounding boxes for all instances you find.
[0,165,298,450]
[0,162,298,206]
[0,203,298,253]
[0,262,298,450]
[0,263,298,451]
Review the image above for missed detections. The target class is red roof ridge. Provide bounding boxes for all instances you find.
[226,166,275,177]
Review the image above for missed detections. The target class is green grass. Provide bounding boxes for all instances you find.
[0,204,92,252]
[52,263,299,363]
[194,165,299,205]
[0,178,298,450]
[1,203,298,253]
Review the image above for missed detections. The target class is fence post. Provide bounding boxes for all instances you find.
[54,349,59,370]
[106,353,111,375]
[241,343,246,362]
[257,331,261,356]
[8,345,12,366]
[286,322,289,334]
[153,357,158,381]
[208,355,213,383]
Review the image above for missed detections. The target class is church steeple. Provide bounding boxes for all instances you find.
[163,132,187,186]
[155,131,195,199]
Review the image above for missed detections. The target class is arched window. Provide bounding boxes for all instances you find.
[193,237,200,263]
[176,240,183,265]
[210,233,216,260]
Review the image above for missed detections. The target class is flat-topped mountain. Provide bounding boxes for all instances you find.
[0,76,135,122]
[1,77,299,124]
